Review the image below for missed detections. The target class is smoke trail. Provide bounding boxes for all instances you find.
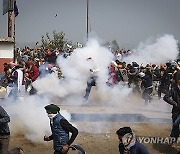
[123,34,179,65]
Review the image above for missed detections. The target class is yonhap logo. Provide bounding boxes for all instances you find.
[137,136,180,144]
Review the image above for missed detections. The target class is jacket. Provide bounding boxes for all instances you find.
[119,141,149,154]
[163,86,180,114]
[50,113,69,151]
[28,65,40,82]
[0,106,10,136]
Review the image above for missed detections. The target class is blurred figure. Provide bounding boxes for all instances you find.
[25,61,40,82]
[83,57,99,103]
[25,61,40,95]
[158,68,170,100]
[127,63,140,93]
[44,104,78,154]
[163,79,180,142]
[0,106,10,154]
[10,65,25,99]
[107,61,118,86]
[116,127,149,154]
[139,72,153,104]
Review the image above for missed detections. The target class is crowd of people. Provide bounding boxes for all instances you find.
[0,46,180,153]
[0,46,179,102]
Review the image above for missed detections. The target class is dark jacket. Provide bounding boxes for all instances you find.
[50,114,69,151]
[141,75,152,89]
[159,72,171,87]
[49,113,78,151]
[0,106,10,136]
[119,141,149,154]
[163,86,180,114]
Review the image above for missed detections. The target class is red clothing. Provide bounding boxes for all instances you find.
[28,65,40,82]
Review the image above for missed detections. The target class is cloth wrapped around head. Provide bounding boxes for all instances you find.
[44,104,60,114]
[116,127,136,150]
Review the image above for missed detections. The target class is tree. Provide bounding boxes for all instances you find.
[111,40,119,52]
[41,31,68,49]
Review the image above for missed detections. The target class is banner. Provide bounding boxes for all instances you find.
[3,0,9,15]
[14,0,19,17]
[3,0,13,15]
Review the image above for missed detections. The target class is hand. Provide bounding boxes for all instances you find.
[44,135,50,141]
[61,144,69,153]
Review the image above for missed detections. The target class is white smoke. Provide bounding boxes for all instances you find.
[123,34,179,65]
[4,95,71,143]
[2,35,174,142]
[34,39,132,104]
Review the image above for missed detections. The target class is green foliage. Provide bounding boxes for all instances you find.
[103,40,120,52]
[111,40,120,51]
[41,31,68,49]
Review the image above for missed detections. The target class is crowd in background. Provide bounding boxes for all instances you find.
[0,46,180,153]
[0,46,180,102]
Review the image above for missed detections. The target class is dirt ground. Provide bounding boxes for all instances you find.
[5,91,180,154]
[9,122,180,154]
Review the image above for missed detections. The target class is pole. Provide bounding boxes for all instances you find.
[86,0,89,41]
[8,11,13,37]
[13,2,16,63]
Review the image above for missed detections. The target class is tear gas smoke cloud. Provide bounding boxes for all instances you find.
[4,95,71,143]
[2,36,173,142]
[123,34,179,65]
[34,39,131,103]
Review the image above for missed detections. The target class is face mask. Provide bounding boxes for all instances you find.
[122,133,136,150]
[48,113,57,119]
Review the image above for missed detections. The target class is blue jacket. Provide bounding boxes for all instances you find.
[50,113,69,151]
[119,141,149,154]
[0,106,10,136]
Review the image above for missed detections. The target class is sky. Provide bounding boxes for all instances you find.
[0,0,180,49]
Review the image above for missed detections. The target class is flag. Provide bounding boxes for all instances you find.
[14,0,19,17]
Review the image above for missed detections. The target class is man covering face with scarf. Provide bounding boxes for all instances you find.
[116,127,149,154]
[44,104,78,154]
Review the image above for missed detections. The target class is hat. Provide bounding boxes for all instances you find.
[116,127,132,136]
[44,104,60,114]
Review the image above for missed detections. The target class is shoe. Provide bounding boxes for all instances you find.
[83,97,88,104]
